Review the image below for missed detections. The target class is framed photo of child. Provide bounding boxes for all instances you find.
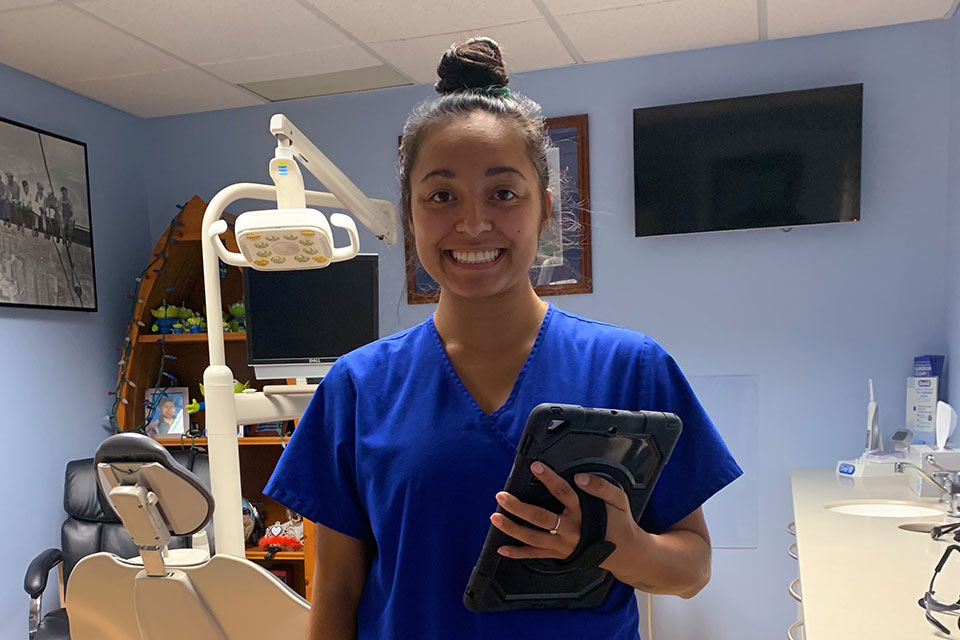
[144,387,189,439]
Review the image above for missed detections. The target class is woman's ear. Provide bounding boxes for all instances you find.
[539,189,554,235]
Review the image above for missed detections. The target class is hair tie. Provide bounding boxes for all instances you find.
[474,86,511,99]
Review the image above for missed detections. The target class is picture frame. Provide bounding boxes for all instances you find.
[0,115,97,311]
[404,114,592,304]
[144,387,189,440]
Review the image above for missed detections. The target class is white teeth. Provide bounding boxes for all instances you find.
[451,249,501,264]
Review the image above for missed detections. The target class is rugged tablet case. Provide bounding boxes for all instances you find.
[463,403,682,612]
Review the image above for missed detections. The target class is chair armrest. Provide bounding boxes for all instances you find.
[24,548,62,598]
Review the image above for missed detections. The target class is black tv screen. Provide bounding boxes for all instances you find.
[243,254,379,365]
[633,84,862,237]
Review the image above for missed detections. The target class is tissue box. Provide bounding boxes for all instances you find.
[908,445,960,497]
[907,376,939,445]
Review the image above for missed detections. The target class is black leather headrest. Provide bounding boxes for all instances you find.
[95,433,215,535]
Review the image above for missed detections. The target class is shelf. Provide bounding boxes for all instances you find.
[245,548,304,561]
[138,332,246,344]
[158,436,288,447]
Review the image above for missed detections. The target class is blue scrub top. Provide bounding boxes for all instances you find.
[265,303,742,639]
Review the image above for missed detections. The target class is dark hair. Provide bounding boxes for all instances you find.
[397,37,553,236]
[157,397,175,408]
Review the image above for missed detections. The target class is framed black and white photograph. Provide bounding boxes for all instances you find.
[0,116,96,311]
[144,387,189,440]
[405,114,592,304]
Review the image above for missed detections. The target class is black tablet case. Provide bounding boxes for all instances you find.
[463,403,682,612]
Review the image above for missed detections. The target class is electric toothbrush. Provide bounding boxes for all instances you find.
[866,379,880,452]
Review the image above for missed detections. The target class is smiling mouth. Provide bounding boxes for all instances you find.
[447,249,504,265]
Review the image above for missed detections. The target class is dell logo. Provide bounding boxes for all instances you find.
[919,379,932,388]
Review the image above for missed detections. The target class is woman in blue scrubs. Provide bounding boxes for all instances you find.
[265,37,741,640]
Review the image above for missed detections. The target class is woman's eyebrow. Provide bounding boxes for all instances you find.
[420,168,454,182]
[420,166,526,182]
[486,166,525,179]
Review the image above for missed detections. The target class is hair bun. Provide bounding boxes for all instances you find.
[435,37,508,94]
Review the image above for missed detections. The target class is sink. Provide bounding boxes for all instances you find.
[825,500,944,518]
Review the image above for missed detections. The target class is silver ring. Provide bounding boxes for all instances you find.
[549,514,561,535]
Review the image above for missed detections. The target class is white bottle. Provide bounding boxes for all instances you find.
[866,379,881,452]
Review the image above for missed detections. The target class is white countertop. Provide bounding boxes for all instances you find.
[791,467,960,639]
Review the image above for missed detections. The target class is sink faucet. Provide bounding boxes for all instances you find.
[894,455,960,517]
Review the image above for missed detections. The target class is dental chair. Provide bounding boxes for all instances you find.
[25,447,213,640]
[64,433,308,640]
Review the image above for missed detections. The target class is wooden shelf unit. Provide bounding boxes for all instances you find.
[137,332,248,344]
[116,196,315,601]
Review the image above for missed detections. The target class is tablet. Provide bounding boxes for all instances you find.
[463,403,682,612]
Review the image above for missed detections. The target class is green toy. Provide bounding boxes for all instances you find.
[185,316,204,333]
[186,379,251,414]
[228,301,246,332]
[150,304,182,333]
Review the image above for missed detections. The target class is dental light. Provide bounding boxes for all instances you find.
[201,115,397,556]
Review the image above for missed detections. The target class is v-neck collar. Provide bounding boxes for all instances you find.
[428,302,555,421]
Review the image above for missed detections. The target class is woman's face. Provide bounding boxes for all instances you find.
[409,112,551,302]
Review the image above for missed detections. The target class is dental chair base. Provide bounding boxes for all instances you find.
[67,547,309,639]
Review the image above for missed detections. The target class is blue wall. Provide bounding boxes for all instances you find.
[0,63,150,631]
[142,19,954,638]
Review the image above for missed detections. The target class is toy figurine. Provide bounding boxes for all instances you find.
[242,498,264,545]
[170,321,184,334]
[228,301,246,332]
[186,379,251,414]
[185,316,203,333]
[150,304,181,333]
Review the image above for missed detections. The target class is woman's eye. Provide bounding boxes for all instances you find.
[429,191,452,203]
[494,189,516,201]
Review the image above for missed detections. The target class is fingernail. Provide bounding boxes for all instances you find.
[497,547,510,557]
[576,474,589,486]
[532,461,544,474]
[495,493,507,505]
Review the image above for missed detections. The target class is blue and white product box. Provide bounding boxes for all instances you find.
[907,376,939,444]
[915,355,945,378]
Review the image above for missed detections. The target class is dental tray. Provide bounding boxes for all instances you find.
[463,403,682,612]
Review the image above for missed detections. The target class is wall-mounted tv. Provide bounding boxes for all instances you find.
[633,84,862,237]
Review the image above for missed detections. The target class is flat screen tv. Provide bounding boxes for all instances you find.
[633,84,862,237]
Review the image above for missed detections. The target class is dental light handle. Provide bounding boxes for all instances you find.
[329,213,359,262]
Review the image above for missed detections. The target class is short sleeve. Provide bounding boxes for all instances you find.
[638,338,742,534]
[263,360,371,541]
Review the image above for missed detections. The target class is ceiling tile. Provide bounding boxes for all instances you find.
[201,45,381,84]
[0,0,56,10]
[556,0,758,62]
[541,0,673,17]
[767,0,954,40]
[241,65,410,100]
[0,4,183,84]
[64,67,264,118]
[75,0,355,65]
[302,0,542,43]
[371,20,575,85]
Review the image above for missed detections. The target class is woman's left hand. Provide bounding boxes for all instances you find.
[490,461,643,575]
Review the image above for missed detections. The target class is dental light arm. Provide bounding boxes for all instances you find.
[200,115,397,557]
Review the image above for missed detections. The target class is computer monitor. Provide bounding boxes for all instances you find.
[242,254,379,380]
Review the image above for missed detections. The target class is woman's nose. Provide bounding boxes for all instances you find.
[455,201,493,237]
